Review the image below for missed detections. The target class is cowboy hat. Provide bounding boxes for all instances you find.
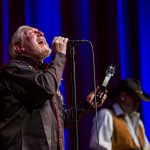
[110,79,150,101]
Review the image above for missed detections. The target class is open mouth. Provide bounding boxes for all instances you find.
[37,38,45,45]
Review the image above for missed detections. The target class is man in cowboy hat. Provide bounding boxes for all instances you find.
[89,79,150,150]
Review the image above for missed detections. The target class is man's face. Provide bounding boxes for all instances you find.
[119,91,140,114]
[125,93,140,113]
[21,26,51,61]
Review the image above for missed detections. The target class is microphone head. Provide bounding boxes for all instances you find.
[67,40,88,46]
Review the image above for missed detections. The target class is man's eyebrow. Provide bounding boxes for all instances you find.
[24,28,34,33]
[24,28,32,32]
[31,28,38,32]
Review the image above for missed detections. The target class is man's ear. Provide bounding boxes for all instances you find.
[14,42,25,54]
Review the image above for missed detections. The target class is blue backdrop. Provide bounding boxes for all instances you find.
[1,0,150,149]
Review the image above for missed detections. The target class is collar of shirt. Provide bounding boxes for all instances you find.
[113,103,140,130]
[15,55,39,67]
[15,55,49,70]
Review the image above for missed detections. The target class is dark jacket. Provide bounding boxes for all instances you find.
[0,53,91,150]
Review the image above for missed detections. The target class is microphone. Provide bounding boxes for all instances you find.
[67,40,89,46]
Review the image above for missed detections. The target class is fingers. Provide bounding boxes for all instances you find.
[86,89,108,109]
[96,86,99,90]
[52,36,69,55]
[86,92,94,103]
[97,92,107,107]
[99,93,107,104]
[99,90,108,98]
[52,36,67,43]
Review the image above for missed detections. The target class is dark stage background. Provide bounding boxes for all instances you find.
[0,0,150,150]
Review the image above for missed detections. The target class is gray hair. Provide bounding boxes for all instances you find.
[9,25,29,57]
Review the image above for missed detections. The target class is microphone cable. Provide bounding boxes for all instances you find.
[86,40,100,150]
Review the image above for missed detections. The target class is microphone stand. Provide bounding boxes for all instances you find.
[69,43,79,150]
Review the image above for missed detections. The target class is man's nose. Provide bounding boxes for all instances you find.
[37,31,44,36]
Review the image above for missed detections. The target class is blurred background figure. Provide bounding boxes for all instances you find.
[90,79,150,150]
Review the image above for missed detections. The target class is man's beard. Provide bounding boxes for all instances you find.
[32,44,51,61]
